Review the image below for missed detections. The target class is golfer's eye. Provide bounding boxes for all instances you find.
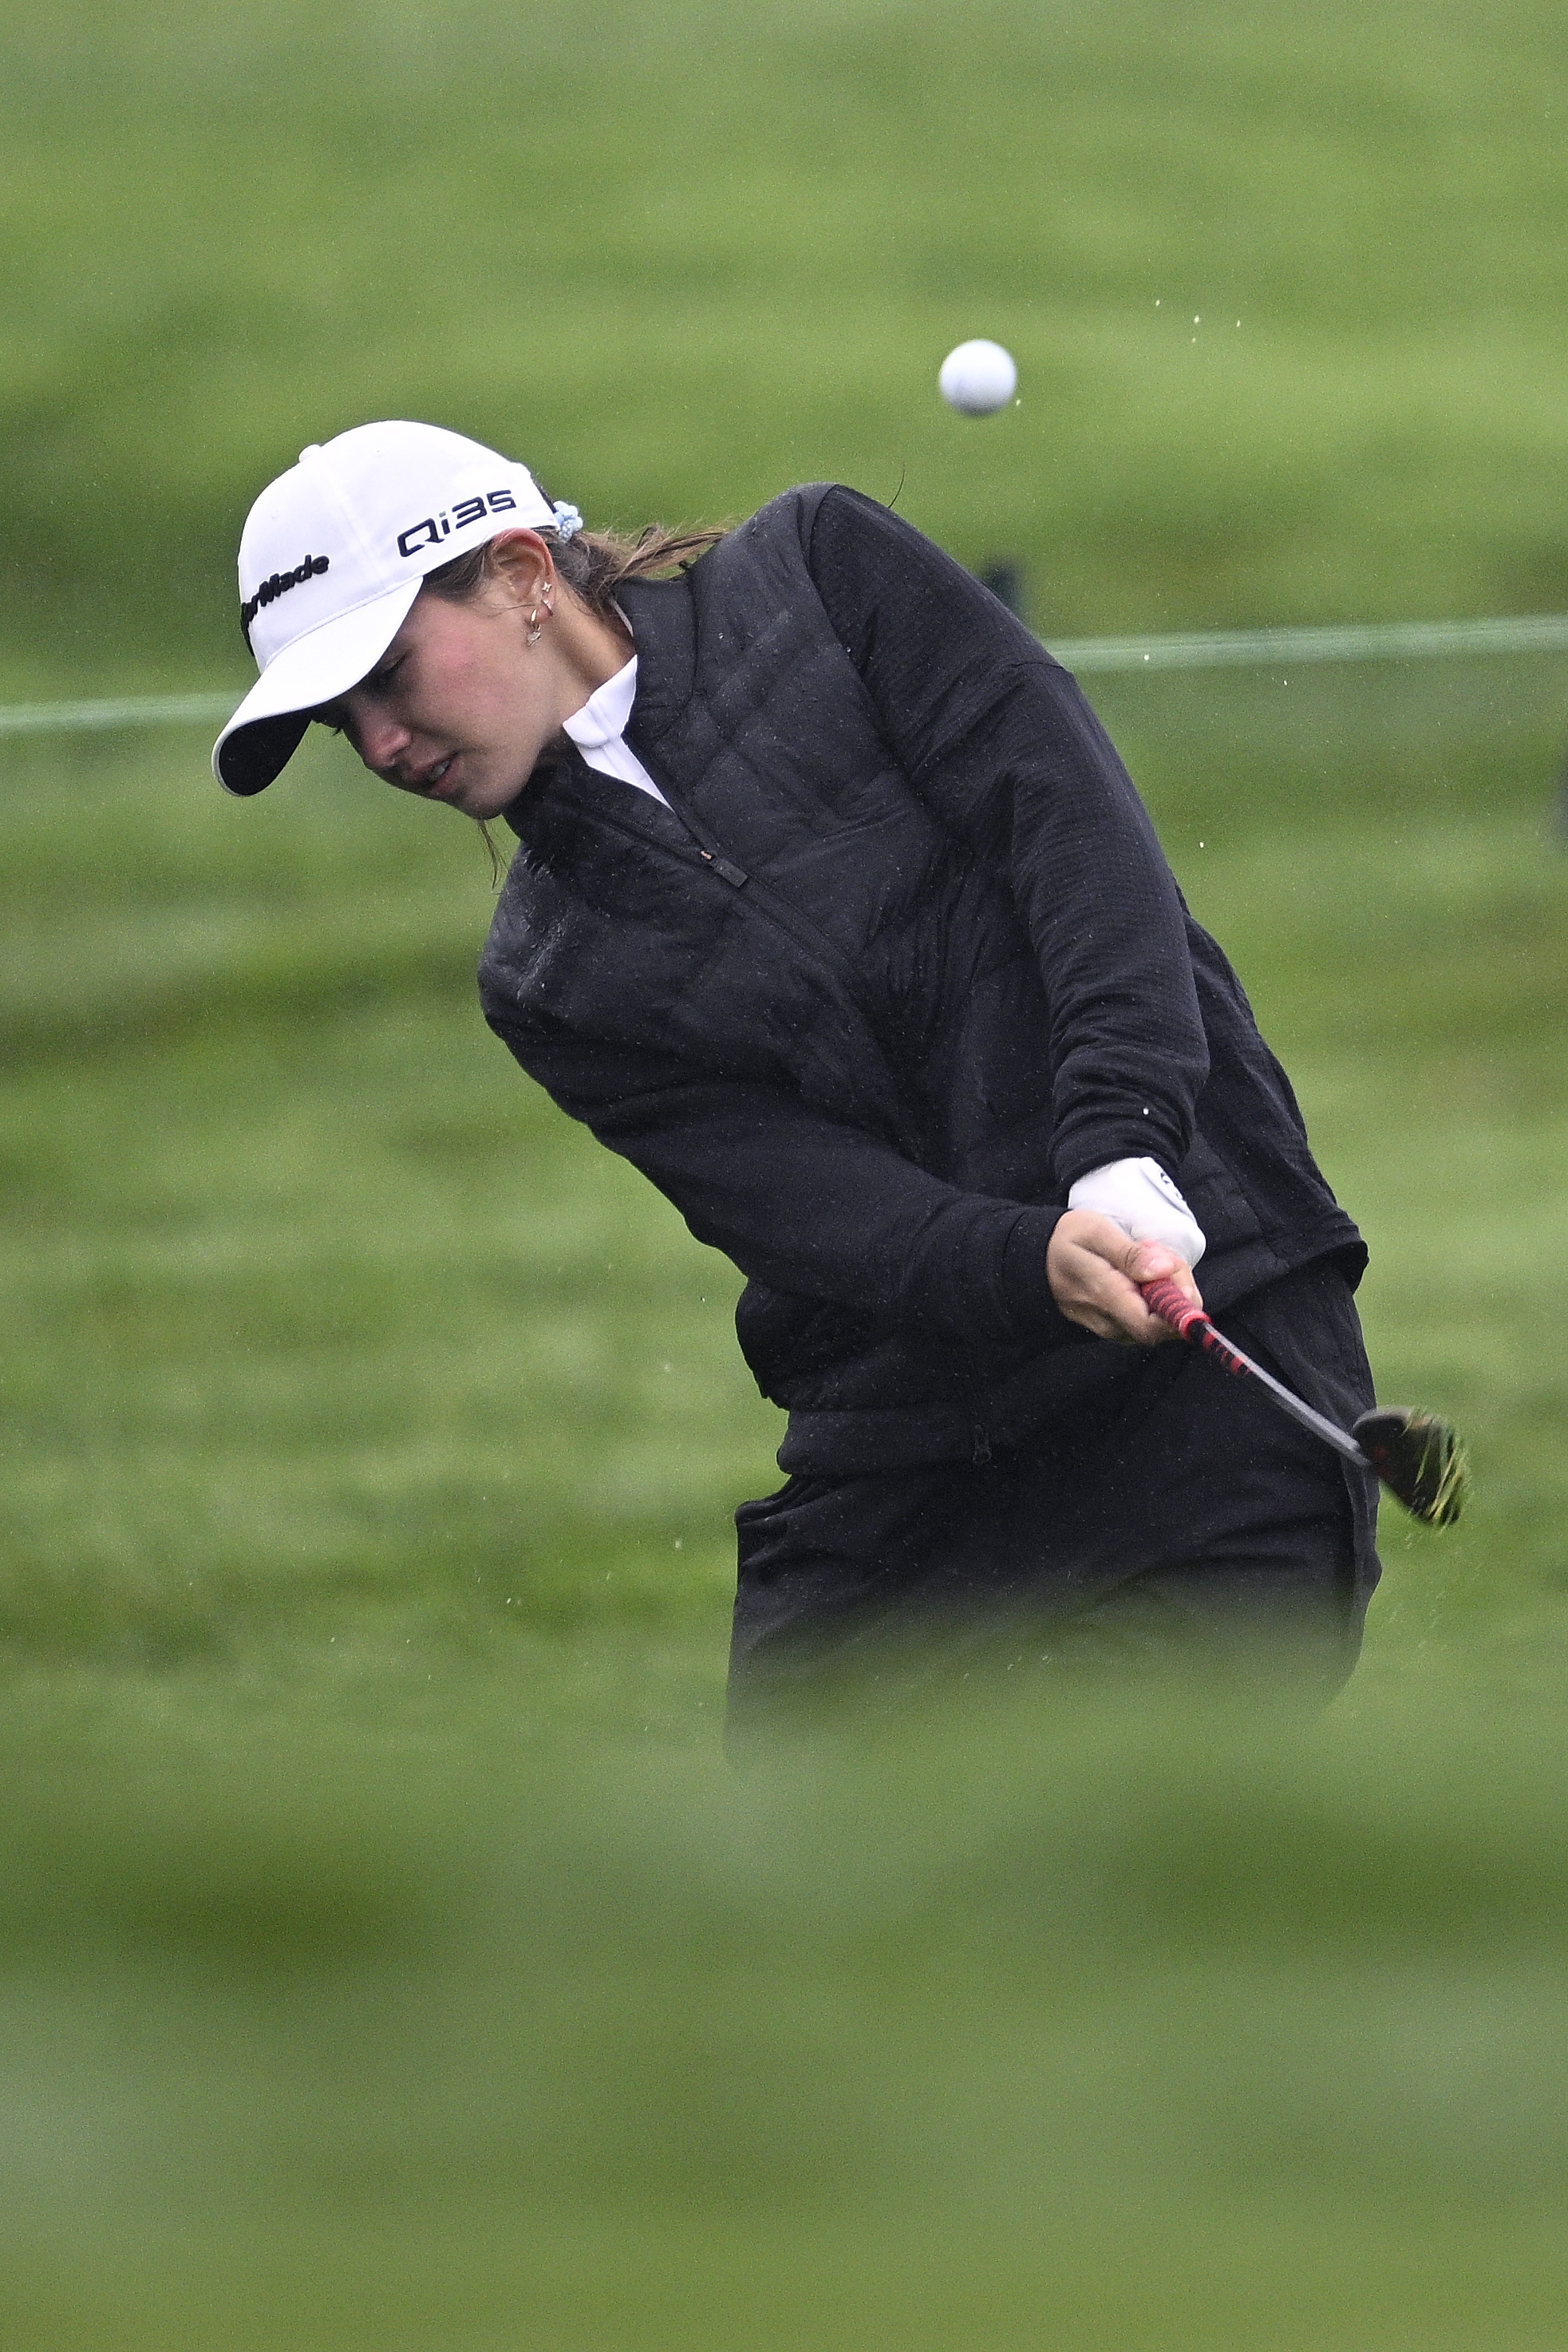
[367,655,406,692]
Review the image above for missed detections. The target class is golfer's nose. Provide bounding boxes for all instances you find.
[357,711,413,775]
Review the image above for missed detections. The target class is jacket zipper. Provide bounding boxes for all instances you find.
[554,782,891,1046]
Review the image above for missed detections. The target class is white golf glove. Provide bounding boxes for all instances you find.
[1066,1156,1207,1268]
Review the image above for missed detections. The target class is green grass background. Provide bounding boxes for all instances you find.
[4,2,1568,2344]
[6,0,1568,681]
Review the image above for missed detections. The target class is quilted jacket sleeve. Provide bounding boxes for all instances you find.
[484,1015,1072,1353]
[805,485,1210,1192]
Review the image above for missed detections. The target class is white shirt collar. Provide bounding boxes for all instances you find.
[562,657,638,755]
[556,654,669,808]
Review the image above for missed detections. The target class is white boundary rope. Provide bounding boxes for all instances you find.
[0,692,235,737]
[4,612,1568,737]
[1050,612,1568,673]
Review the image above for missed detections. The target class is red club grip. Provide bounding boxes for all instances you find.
[1139,1276,1208,1341]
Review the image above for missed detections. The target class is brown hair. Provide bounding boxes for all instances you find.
[421,518,725,616]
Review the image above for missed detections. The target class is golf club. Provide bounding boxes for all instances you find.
[1140,1276,1467,1528]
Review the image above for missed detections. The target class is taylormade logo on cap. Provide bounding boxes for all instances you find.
[213,420,579,796]
[240,553,330,643]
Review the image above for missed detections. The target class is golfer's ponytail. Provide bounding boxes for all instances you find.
[423,519,724,617]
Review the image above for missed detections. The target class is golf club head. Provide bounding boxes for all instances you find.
[1353,1408,1469,1528]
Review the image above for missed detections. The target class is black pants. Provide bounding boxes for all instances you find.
[729,1261,1380,1733]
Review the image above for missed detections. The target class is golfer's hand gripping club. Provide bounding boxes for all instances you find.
[1045,1213,1202,1346]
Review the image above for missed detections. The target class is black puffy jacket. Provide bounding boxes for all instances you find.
[480,485,1363,1473]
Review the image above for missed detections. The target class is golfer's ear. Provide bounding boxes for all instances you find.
[485,529,554,607]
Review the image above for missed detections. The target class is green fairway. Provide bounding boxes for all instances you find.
[6,649,1566,1706]
[5,0,1568,2342]
[6,654,1561,1702]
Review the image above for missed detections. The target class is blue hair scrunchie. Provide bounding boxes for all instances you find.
[551,501,584,542]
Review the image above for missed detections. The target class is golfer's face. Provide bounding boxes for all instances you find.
[318,582,563,820]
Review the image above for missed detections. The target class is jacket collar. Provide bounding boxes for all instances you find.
[499,570,697,835]
[614,573,697,753]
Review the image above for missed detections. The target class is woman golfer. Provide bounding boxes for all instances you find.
[215,421,1379,1721]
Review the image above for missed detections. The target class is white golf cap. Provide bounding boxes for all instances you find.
[213,420,580,794]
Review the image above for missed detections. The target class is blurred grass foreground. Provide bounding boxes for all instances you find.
[6,0,1568,2343]
[9,1684,1568,2351]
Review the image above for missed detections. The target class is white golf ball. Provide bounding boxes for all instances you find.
[938,339,1017,415]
